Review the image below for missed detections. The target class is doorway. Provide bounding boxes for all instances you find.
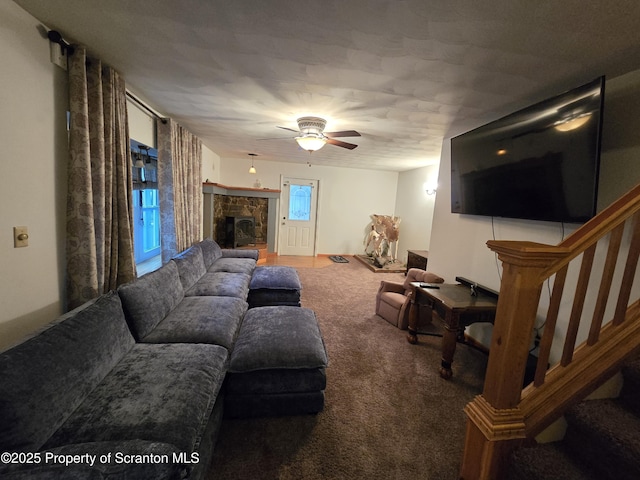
[279,177,319,256]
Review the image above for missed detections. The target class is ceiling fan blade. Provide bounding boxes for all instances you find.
[277,126,300,133]
[324,130,361,138]
[326,138,358,150]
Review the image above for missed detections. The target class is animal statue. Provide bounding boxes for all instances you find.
[364,214,401,262]
[364,224,383,256]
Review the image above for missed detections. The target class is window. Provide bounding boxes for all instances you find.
[288,184,312,221]
[131,140,161,265]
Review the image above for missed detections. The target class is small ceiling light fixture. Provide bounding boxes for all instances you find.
[134,154,145,169]
[248,153,257,174]
[134,145,150,168]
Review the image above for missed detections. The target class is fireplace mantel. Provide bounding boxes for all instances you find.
[203,182,281,197]
[202,183,280,253]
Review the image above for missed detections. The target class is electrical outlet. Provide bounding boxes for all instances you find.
[49,42,67,70]
[14,226,29,248]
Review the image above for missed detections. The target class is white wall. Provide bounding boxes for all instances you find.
[218,157,399,255]
[428,70,640,359]
[0,1,69,349]
[394,164,439,263]
[202,144,221,184]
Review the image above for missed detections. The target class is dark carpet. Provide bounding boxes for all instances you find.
[208,258,487,479]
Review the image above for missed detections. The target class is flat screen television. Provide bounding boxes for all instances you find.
[450,76,605,223]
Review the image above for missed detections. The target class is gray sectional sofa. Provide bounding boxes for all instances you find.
[0,239,328,480]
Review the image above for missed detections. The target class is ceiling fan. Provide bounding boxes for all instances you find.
[276,117,361,152]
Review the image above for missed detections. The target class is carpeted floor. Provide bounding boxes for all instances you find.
[208,258,488,479]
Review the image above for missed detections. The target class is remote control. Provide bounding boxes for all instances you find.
[420,283,440,289]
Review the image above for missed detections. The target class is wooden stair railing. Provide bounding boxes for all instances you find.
[459,183,640,480]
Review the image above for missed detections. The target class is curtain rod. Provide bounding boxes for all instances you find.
[126,91,167,124]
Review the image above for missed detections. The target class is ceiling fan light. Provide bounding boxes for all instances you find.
[295,135,326,152]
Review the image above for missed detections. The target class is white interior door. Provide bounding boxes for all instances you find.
[279,177,318,256]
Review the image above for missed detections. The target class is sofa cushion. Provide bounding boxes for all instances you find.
[221,248,259,260]
[225,368,327,395]
[185,272,251,299]
[249,265,301,291]
[0,292,135,452]
[117,261,184,340]
[44,343,228,455]
[141,296,247,349]
[224,391,326,418]
[208,257,257,275]
[229,306,328,373]
[248,266,302,307]
[172,244,207,291]
[198,238,223,269]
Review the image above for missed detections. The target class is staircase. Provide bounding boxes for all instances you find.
[509,356,640,479]
[459,183,640,480]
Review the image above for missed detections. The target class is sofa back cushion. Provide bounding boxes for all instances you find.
[118,261,185,340]
[198,238,223,269]
[172,244,207,291]
[0,291,135,452]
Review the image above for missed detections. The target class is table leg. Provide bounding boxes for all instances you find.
[439,313,460,380]
[406,287,419,344]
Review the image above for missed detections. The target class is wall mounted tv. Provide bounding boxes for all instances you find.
[451,76,605,223]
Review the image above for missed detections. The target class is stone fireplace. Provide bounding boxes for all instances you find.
[225,215,256,248]
[214,195,267,245]
[202,183,280,253]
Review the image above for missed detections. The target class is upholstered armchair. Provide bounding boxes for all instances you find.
[375,268,444,330]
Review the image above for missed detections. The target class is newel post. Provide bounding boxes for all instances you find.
[460,241,568,480]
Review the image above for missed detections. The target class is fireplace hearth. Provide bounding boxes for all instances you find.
[226,216,256,248]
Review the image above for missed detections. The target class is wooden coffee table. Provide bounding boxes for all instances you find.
[406,282,498,379]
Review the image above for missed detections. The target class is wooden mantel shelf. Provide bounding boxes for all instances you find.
[203,182,281,194]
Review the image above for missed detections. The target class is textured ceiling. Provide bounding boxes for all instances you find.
[14,0,640,171]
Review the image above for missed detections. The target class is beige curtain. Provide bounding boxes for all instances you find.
[157,119,203,263]
[66,47,136,310]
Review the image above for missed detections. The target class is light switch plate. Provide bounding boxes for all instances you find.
[14,226,29,248]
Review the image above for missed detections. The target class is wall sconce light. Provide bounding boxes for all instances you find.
[424,182,437,195]
[248,153,257,174]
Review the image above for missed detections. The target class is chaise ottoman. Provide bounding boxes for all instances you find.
[224,306,328,418]
[247,265,302,308]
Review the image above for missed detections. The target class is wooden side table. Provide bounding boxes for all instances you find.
[406,250,428,275]
[406,282,498,379]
